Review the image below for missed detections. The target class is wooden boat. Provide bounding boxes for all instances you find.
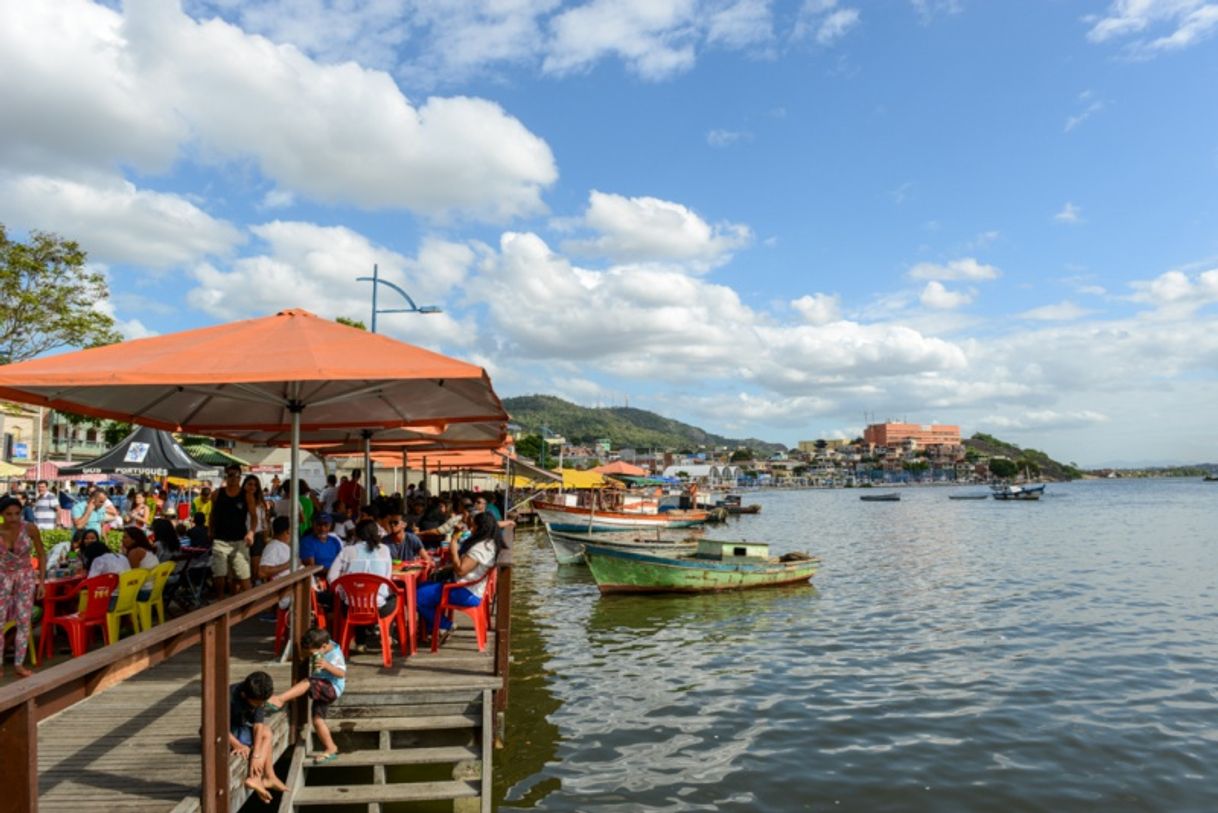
[722,494,761,514]
[859,493,900,502]
[948,494,990,500]
[992,483,1045,501]
[545,526,700,565]
[1204,475,1218,482]
[584,539,819,594]
[533,500,708,533]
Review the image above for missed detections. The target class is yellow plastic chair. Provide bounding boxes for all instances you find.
[136,561,176,631]
[1,621,37,667]
[107,568,149,641]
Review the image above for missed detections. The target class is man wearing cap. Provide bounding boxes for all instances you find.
[299,512,344,571]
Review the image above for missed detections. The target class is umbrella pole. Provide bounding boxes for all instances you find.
[284,397,302,663]
[362,430,373,505]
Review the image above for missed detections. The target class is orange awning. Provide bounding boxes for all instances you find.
[592,460,648,476]
[0,309,507,434]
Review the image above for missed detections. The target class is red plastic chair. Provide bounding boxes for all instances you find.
[40,574,120,658]
[431,566,497,653]
[331,574,408,668]
[274,581,327,657]
[38,577,87,661]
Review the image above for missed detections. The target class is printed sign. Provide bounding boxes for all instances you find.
[124,442,150,463]
[13,442,29,460]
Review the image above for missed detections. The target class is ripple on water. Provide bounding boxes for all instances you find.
[499,481,1218,812]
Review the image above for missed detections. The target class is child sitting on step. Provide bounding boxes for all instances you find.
[266,627,346,763]
[229,670,288,803]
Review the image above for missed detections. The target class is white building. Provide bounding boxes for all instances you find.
[661,464,742,486]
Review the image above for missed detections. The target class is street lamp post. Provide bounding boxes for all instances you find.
[355,264,442,334]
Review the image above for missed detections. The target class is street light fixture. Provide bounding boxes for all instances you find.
[355,264,442,333]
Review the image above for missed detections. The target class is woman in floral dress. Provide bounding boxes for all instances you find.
[0,495,46,677]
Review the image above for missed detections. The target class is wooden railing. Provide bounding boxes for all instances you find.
[0,567,317,813]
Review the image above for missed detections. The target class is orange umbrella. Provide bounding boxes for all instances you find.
[0,308,508,563]
[592,460,648,477]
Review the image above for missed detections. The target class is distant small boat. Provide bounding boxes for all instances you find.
[948,494,990,500]
[860,493,900,502]
[722,494,762,514]
[584,539,819,594]
[992,483,1046,501]
[1204,475,1218,482]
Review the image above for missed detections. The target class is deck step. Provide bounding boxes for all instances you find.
[293,780,479,806]
[328,714,478,733]
[305,746,479,768]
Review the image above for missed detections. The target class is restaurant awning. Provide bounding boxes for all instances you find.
[58,425,221,480]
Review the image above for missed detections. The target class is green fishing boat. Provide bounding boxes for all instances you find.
[583,539,819,594]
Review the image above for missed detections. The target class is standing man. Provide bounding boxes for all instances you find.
[31,480,58,531]
[320,474,339,514]
[210,464,252,597]
[336,469,363,516]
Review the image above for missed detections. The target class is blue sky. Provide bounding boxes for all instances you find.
[2,0,1217,466]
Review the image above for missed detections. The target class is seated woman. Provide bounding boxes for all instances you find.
[46,527,100,571]
[150,517,183,561]
[416,512,501,645]
[121,526,159,600]
[328,519,396,631]
[83,539,130,578]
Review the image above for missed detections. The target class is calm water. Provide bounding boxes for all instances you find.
[495,479,1218,812]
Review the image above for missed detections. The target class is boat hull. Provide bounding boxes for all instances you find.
[860,494,900,502]
[534,502,708,532]
[583,544,818,594]
[546,528,699,565]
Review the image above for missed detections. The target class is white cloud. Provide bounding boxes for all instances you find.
[706,0,774,48]
[562,190,751,269]
[188,220,479,348]
[1129,268,1218,309]
[911,0,963,22]
[1,0,557,222]
[1055,202,1083,223]
[1065,90,1105,132]
[0,173,243,268]
[1087,0,1218,54]
[978,410,1109,431]
[920,280,975,310]
[791,293,841,325]
[793,1,861,45]
[260,188,295,209]
[707,129,752,147]
[544,0,700,79]
[909,257,1000,281]
[1017,301,1092,321]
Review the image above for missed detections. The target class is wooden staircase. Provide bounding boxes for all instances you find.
[280,686,494,813]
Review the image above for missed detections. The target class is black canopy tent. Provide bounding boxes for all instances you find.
[58,425,222,480]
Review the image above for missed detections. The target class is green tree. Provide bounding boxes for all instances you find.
[0,225,122,365]
[335,315,367,330]
[989,458,1019,479]
[730,448,754,462]
[1015,458,1042,478]
[104,421,134,447]
[515,434,544,461]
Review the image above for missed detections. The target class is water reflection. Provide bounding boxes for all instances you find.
[498,482,1218,812]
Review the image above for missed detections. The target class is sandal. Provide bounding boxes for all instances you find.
[312,752,339,764]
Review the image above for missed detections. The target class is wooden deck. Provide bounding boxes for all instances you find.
[29,618,497,812]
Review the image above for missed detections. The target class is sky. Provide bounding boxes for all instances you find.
[2,0,1217,467]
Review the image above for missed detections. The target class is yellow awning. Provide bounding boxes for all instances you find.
[505,469,616,490]
[0,460,27,477]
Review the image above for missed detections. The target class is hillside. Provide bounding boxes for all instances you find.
[502,395,786,455]
[964,433,1083,481]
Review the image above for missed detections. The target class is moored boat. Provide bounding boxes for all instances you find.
[948,493,990,500]
[545,526,700,565]
[722,494,762,514]
[533,500,709,532]
[992,483,1046,501]
[584,539,819,594]
[859,493,900,502]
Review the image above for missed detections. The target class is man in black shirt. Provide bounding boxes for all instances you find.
[210,464,251,598]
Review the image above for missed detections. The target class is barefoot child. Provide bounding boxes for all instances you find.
[229,671,288,803]
[267,627,346,763]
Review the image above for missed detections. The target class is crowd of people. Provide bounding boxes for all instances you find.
[0,466,509,679]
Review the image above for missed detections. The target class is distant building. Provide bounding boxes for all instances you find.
[863,422,960,448]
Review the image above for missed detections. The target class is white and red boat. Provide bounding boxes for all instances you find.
[533,497,709,532]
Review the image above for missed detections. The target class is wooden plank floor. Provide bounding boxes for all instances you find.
[24,617,497,812]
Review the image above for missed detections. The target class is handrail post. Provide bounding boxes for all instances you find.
[0,698,37,812]
[289,576,311,744]
[492,525,514,747]
[201,615,231,813]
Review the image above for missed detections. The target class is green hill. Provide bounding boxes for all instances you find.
[502,395,786,455]
[964,433,1083,481]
